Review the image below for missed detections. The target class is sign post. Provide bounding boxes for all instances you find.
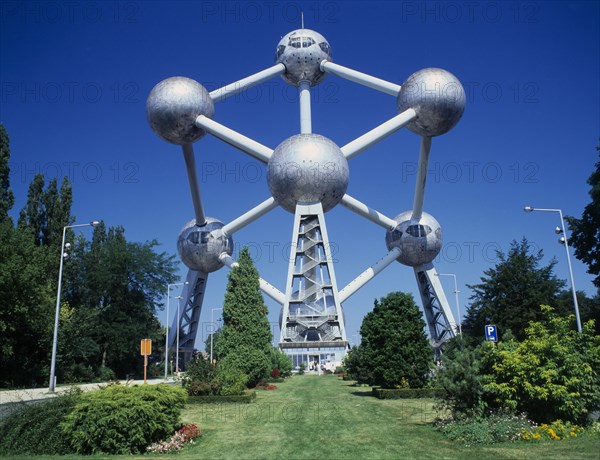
[484,325,498,343]
[140,339,152,384]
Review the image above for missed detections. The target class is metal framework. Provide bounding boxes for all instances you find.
[147,28,467,368]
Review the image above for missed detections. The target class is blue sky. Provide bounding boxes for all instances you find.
[1,1,599,349]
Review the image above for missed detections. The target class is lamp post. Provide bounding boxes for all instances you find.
[435,273,462,335]
[174,295,183,373]
[165,282,188,381]
[210,307,223,365]
[49,221,100,392]
[524,206,582,332]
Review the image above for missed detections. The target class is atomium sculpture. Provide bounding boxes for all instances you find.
[146,28,465,368]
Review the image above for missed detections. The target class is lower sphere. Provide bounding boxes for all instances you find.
[385,211,442,267]
[177,217,232,273]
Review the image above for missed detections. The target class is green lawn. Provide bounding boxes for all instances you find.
[8,375,599,459]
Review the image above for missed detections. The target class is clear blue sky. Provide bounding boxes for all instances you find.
[1,1,599,349]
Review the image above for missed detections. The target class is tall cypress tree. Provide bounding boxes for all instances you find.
[215,246,272,386]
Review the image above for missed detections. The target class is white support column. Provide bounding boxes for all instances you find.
[299,81,312,134]
[210,64,285,102]
[321,61,401,96]
[219,253,285,305]
[411,136,432,221]
[339,194,397,230]
[222,197,278,237]
[338,248,401,303]
[195,115,273,163]
[341,109,417,160]
[181,143,207,226]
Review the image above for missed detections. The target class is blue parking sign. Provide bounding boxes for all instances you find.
[485,325,498,342]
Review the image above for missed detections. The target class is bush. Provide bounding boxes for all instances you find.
[98,366,116,381]
[436,412,534,445]
[215,366,248,395]
[185,354,216,386]
[271,349,293,377]
[0,390,82,456]
[187,380,222,396]
[218,346,271,388]
[271,368,281,378]
[61,384,187,454]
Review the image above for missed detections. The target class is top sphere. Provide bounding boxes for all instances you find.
[275,29,332,87]
[397,68,465,137]
[146,76,214,145]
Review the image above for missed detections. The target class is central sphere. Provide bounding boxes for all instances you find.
[275,29,332,87]
[267,134,349,213]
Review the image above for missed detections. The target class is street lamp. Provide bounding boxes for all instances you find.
[175,295,183,373]
[49,221,100,392]
[435,273,462,335]
[165,281,188,381]
[523,206,582,332]
[210,307,223,365]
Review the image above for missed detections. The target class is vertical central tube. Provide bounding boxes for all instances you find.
[299,80,312,134]
[411,136,432,221]
[182,143,207,226]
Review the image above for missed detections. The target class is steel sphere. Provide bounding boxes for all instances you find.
[275,29,332,87]
[397,68,465,137]
[385,211,442,267]
[177,217,232,273]
[267,134,349,213]
[146,76,214,145]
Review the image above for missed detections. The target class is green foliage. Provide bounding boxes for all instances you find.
[61,384,187,454]
[0,124,14,222]
[479,305,600,425]
[185,353,217,385]
[436,412,534,445]
[271,348,293,378]
[219,345,272,388]
[214,366,249,395]
[343,346,372,384]
[348,292,433,389]
[566,144,600,288]
[0,390,82,455]
[214,246,272,386]
[463,238,567,340]
[187,380,222,396]
[435,336,487,419]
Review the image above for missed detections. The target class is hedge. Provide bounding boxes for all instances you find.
[372,387,444,399]
[187,390,257,404]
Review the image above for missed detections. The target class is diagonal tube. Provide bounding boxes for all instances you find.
[182,143,206,226]
[195,115,272,163]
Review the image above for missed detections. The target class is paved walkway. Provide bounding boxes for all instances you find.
[0,378,171,406]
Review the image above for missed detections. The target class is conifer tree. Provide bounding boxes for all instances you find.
[215,247,272,386]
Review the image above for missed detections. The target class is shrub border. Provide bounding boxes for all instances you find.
[372,387,444,399]
[187,390,256,404]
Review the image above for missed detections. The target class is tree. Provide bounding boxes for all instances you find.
[0,124,15,222]
[350,292,433,389]
[463,238,566,340]
[214,246,272,387]
[434,336,487,419]
[566,145,600,288]
[480,305,600,425]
